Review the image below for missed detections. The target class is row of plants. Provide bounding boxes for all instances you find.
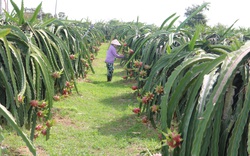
[0,0,105,155]
[0,1,165,155]
[108,3,250,156]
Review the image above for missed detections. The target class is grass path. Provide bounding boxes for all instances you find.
[2,43,160,156]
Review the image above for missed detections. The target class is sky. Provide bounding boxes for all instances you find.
[7,0,250,28]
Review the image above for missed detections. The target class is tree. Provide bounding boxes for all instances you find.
[58,12,66,19]
[184,3,209,27]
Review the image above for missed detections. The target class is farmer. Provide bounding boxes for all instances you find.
[105,39,124,82]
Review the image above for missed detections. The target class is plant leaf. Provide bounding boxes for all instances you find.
[29,2,42,24]
[0,104,36,155]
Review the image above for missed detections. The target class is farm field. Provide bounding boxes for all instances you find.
[1,1,250,156]
[1,43,161,156]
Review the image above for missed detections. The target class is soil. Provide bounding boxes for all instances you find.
[9,146,47,156]
[3,108,75,156]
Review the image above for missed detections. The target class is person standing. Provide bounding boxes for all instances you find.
[105,39,124,82]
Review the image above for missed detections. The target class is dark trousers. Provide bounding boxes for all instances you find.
[106,63,114,81]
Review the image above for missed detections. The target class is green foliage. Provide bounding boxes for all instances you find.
[0,1,103,155]
[125,31,250,155]
[6,0,42,27]
[0,104,36,155]
[248,123,250,154]
[106,3,250,155]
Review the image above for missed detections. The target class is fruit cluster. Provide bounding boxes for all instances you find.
[30,100,54,139]
[162,128,182,150]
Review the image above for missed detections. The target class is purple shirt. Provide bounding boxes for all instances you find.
[105,45,124,63]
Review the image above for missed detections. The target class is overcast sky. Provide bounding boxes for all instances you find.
[9,0,250,28]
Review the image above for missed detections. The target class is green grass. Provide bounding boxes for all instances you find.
[1,43,161,156]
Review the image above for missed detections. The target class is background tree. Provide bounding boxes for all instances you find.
[58,12,66,19]
[184,3,209,27]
